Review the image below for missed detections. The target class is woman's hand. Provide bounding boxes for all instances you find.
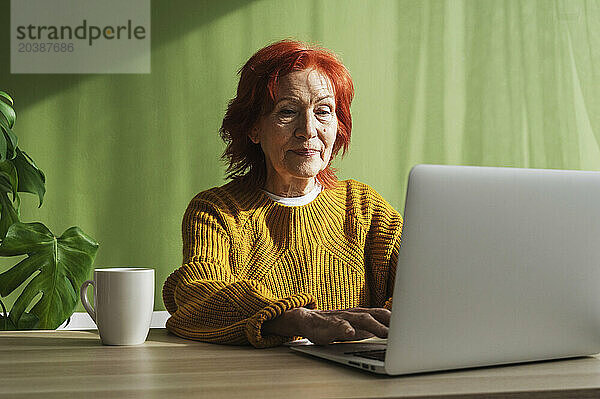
[262,307,390,345]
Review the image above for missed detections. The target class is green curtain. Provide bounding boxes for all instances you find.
[0,0,598,311]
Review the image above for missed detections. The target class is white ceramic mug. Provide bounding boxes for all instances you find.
[80,267,155,345]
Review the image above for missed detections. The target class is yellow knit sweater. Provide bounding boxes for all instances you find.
[162,178,403,348]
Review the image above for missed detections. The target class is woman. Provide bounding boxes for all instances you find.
[162,39,403,348]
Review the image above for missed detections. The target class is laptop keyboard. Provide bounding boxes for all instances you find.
[344,349,386,362]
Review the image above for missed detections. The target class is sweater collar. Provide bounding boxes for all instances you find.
[225,178,348,247]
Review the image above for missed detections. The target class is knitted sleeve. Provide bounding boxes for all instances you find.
[162,194,316,348]
[358,183,403,309]
[382,233,401,310]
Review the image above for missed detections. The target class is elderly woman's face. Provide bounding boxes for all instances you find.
[250,68,338,193]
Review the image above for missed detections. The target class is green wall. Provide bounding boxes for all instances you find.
[1,0,599,312]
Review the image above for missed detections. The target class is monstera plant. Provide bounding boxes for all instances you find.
[0,90,99,330]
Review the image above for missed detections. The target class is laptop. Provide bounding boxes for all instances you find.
[290,164,600,375]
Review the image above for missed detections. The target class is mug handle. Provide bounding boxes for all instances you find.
[80,280,97,323]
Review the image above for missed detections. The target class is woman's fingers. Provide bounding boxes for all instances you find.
[264,307,392,345]
[367,308,391,326]
[345,307,391,326]
[305,309,390,344]
[302,311,348,344]
[343,312,388,338]
[309,316,354,345]
[347,329,376,341]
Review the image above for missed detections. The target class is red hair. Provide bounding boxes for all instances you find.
[219,39,354,189]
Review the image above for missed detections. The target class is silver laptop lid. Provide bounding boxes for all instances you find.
[385,164,600,375]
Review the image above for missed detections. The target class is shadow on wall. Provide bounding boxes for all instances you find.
[0,0,254,111]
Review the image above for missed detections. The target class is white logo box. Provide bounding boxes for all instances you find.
[11,0,150,74]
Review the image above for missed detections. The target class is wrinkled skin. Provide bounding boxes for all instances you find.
[263,307,390,345]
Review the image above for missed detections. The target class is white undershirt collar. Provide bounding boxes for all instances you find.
[263,183,323,206]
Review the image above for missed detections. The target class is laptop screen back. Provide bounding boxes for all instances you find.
[385,165,600,375]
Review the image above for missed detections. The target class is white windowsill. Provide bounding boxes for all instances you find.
[56,311,169,330]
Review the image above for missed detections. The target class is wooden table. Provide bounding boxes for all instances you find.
[2,329,600,398]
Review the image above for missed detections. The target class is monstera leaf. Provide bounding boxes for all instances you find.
[0,165,19,239]
[0,91,46,240]
[0,91,18,162]
[12,148,45,207]
[0,147,45,230]
[0,222,99,329]
[0,311,38,330]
